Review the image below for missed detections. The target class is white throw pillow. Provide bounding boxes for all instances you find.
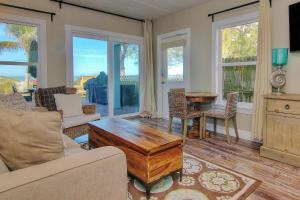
[54,94,83,117]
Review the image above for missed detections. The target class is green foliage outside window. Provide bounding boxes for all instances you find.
[221,22,258,103]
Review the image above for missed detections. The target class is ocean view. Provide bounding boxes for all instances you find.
[0,76,24,81]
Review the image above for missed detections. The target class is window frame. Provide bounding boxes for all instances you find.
[212,12,259,113]
[0,13,47,88]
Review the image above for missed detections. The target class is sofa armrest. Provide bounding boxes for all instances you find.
[0,147,127,200]
[82,104,96,115]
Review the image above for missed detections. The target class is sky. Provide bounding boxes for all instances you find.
[0,23,139,80]
[0,24,28,78]
[73,36,139,78]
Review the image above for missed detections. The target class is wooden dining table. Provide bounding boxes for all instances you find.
[185,92,218,139]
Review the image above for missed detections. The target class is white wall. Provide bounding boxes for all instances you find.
[0,0,143,87]
[272,0,300,93]
[153,0,300,139]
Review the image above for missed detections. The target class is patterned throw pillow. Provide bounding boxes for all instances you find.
[37,86,66,111]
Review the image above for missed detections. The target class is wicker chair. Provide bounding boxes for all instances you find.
[170,88,185,92]
[202,92,239,144]
[35,86,100,139]
[168,90,202,144]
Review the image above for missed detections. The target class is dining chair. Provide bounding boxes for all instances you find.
[170,88,185,92]
[202,92,239,144]
[168,90,202,144]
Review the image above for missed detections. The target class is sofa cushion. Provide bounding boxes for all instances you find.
[0,93,29,111]
[63,114,101,129]
[0,159,9,174]
[54,94,83,117]
[37,86,66,111]
[62,134,80,149]
[0,107,64,170]
[64,146,86,156]
[62,134,85,156]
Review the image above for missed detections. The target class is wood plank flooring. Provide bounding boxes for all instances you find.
[127,117,300,200]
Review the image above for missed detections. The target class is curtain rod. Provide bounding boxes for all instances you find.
[0,3,56,21]
[50,0,145,23]
[208,0,272,22]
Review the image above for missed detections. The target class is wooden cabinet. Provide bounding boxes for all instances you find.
[261,94,300,167]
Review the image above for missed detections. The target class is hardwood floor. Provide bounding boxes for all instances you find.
[127,117,300,200]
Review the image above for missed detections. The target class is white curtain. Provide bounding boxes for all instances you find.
[139,20,157,118]
[251,0,272,140]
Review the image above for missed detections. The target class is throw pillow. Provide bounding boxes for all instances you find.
[0,93,29,111]
[54,94,83,117]
[37,86,66,111]
[0,107,64,170]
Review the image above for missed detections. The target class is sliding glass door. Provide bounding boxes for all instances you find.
[113,42,140,116]
[72,35,109,117]
[70,31,141,118]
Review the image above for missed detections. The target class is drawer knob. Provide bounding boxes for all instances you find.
[285,104,290,110]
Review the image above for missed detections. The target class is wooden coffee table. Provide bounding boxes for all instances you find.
[88,119,183,198]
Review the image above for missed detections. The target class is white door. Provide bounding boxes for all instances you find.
[160,34,189,119]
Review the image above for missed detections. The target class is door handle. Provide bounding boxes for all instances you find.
[161,81,165,84]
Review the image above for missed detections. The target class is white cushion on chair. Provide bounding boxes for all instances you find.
[62,114,101,129]
[54,94,83,117]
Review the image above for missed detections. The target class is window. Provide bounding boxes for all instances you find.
[213,13,258,107]
[166,46,184,82]
[0,15,46,101]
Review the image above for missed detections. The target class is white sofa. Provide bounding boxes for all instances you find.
[0,135,128,200]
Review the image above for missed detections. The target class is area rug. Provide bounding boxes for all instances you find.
[127,153,261,200]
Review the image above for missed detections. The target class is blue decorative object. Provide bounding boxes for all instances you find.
[272,48,289,68]
[270,48,289,93]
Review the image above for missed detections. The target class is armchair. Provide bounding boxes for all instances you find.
[35,86,101,139]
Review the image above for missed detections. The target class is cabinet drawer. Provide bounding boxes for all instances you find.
[267,99,300,115]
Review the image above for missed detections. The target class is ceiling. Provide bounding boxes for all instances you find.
[65,0,210,20]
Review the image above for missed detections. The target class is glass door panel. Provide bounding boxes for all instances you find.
[167,46,184,82]
[113,42,140,116]
[161,42,187,119]
[72,36,109,117]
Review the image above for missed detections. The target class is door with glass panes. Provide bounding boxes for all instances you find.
[161,35,188,119]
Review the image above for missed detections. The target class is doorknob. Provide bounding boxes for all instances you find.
[161,81,165,84]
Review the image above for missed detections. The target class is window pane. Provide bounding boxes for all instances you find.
[113,42,140,116]
[0,22,38,101]
[72,36,109,117]
[222,22,258,63]
[0,23,38,62]
[0,65,37,100]
[223,65,256,103]
[167,46,184,82]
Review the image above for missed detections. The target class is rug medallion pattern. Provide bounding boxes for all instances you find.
[128,153,260,200]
